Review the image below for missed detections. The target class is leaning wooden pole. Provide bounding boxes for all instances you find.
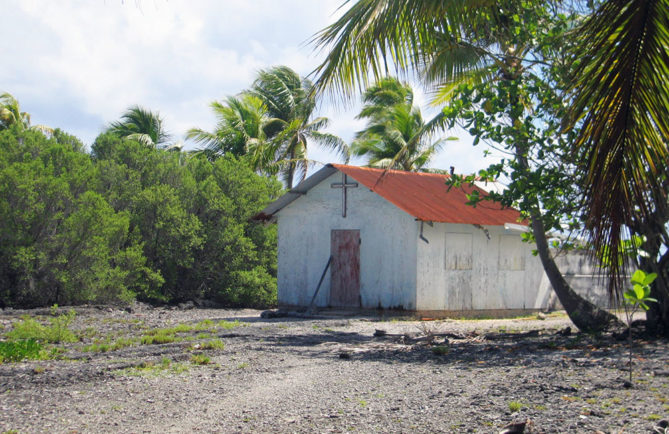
[307,256,332,314]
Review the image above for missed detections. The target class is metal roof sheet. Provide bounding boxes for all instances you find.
[254,164,524,226]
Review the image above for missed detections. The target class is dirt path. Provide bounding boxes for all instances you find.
[0,306,667,433]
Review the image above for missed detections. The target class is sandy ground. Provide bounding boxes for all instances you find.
[0,305,667,433]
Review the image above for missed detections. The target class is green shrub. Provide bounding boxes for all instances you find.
[0,339,43,363]
[6,310,77,343]
[217,267,277,308]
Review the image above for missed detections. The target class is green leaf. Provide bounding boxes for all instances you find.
[630,269,646,285]
[642,272,657,286]
[623,289,635,301]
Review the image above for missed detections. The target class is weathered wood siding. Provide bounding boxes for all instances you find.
[416,223,544,310]
[276,172,418,309]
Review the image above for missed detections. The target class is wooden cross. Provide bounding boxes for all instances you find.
[331,173,358,218]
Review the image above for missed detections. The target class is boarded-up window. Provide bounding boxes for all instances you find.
[445,233,473,270]
[498,235,525,270]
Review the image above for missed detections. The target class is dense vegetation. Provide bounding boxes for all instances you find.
[0,127,281,308]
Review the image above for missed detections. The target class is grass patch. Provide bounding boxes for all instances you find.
[195,319,214,330]
[141,333,177,345]
[216,320,242,330]
[647,414,661,421]
[190,354,211,365]
[192,339,225,351]
[82,337,139,353]
[117,358,188,377]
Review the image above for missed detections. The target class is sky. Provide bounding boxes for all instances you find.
[1,0,497,175]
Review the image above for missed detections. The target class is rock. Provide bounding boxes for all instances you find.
[654,370,669,377]
[557,326,571,336]
[653,420,669,433]
[124,306,133,313]
[373,329,387,337]
[177,301,195,310]
[499,418,529,434]
[261,310,288,319]
[536,312,547,320]
[338,352,351,359]
[194,298,220,308]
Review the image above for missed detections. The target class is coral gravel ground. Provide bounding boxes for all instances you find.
[0,305,667,433]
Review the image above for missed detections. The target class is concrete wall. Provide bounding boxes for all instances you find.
[543,251,614,309]
[276,171,418,309]
[415,223,545,310]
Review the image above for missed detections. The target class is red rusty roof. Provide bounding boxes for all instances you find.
[331,164,523,226]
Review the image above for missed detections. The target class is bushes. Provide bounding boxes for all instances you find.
[0,129,280,308]
[0,339,43,363]
[6,309,77,343]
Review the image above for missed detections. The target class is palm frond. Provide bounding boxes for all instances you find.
[310,0,475,100]
[309,131,350,163]
[107,105,171,146]
[567,0,669,292]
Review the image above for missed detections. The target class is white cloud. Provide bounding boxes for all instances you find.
[1,0,491,174]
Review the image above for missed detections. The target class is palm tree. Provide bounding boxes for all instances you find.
[352,77,446,171]
[0,92,52,134]
[566,0,669,323]
[248,66,349,188]
[107,105,171,147]
[186,94,269,160]
[310,0,621,332]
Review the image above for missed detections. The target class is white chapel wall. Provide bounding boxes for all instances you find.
[276,171,418,309]
[416,223,545,311]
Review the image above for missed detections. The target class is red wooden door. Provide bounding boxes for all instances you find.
[330,230,360,307]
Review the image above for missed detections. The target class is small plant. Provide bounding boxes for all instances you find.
[623,269,657,383]
[190,354,211,365]
[647,414,661,421]
[508,401,523,412]
[196,319,214,329]
[431,345,449,355]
